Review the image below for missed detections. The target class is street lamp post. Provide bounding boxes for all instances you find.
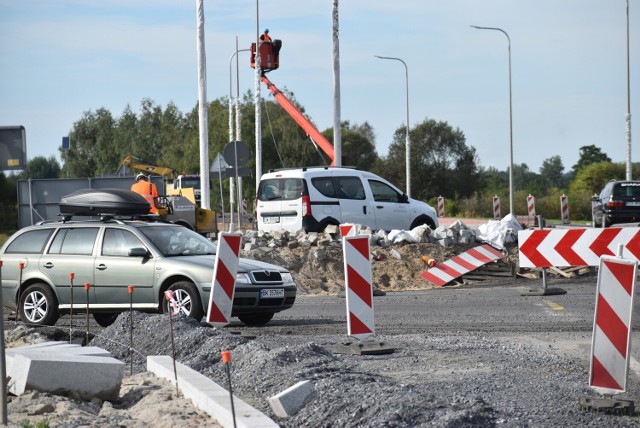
[228,46,251,231]
[625,0,632,180]
[375,55,411,198]
[471,25,514,215]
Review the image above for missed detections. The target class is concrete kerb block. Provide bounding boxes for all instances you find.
[268,380,316,418]
[147,355,277,428]
[6,342,125,401]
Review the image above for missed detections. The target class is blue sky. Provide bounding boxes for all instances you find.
[0,0,638,175]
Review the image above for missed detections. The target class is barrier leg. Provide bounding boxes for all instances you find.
[520,216,566,296]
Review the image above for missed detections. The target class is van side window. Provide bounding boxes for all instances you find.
[369,180,402,202]
[336,177,365,200]
[312,177,337,198]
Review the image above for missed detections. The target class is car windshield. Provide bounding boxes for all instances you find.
[138,225,216,257]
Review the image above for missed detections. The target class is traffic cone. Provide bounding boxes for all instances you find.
[422,255,436,268]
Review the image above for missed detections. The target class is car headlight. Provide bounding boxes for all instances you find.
[280,272,294,284]
[235,273,252,284]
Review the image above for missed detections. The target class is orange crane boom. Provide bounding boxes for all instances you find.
[261,76,335,165]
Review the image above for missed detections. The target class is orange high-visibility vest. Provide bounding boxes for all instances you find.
[131,180,159,214]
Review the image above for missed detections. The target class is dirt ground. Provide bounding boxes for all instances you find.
[244,241,519,295]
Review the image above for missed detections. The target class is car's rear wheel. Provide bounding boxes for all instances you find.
[165,281,204,321]
[93,313,119,327]
[20,283,59,326]
[238,312,274,326]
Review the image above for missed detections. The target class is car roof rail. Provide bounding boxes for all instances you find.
[267,165,360,173]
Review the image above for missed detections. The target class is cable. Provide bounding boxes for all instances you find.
[263,99,285,168]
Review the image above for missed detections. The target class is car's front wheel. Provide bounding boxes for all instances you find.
[164,281,204,321]
[238,312,274,326]
[20,283,59,326]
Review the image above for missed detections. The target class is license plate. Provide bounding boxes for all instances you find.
[260,288,284,298]
[627,202,640,206]
[263,216,280,224]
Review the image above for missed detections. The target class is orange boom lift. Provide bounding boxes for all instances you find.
[251,39,335,165]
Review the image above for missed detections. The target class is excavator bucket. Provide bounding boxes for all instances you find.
[250,40,281,72]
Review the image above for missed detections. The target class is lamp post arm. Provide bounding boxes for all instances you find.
[470,25,514,215]
[374,55,411,197]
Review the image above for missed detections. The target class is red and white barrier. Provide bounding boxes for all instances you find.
[343,235,374,340]
[527,194,536,218]
[589,255,637,394]
[518,228,640,267]
[206,233,242,327]
[242,198,248,214]
[492,195,501,219]
[437,196,445,218]
[561,194,570,224]
[420,244,505,287]
[340,223,357,237]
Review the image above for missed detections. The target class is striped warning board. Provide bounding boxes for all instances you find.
[340,223,357,237]
[206,233,242,327]
[589,255,637,394]
[343,235,374,340]
[420,244,505,287]
[518,228,640,267]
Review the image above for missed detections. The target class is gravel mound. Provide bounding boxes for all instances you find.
[90,313,638,427]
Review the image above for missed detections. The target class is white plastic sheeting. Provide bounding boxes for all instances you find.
[475,213,523,250]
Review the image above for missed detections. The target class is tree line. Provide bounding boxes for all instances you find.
[0,93,627,232]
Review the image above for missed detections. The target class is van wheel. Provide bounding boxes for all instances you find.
[93,313,119,327]
[410,215,436,230]
[20,283,59,326]
[165,281,204,321]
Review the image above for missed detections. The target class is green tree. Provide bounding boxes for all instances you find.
[572,145,611,175]
[382,118,479,200]
[322,121,378,170]
[20,156,61,179]
[539,155,565,190]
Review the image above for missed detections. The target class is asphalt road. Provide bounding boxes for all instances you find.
[228,275,640,378]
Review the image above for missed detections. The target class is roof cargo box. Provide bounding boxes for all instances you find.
[59,188,150,216]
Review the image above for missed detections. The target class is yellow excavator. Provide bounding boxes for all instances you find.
[121,155,216,236]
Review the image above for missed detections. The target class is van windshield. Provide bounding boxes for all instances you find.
[258,178,304,201]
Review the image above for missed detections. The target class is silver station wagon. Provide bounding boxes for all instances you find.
[0,220,297,327]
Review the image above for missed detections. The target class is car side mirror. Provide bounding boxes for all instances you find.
[129,247,149,257]
[400,194,409,203]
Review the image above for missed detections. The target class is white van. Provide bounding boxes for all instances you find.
[255,167,438,233]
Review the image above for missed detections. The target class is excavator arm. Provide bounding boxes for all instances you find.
[121,155,176,177]
[261,76,335,165]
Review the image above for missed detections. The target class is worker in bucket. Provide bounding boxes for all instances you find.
[260,28,271,43]
[131,173,160,214]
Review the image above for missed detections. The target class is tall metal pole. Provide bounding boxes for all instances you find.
[626,0,633,180]
[332,0,342,166]
[255,0,262,191]
[196,0,211,210]
[471,25,514,215]
[236,40,248,228]
[228,46,251,232]
[374,55,411,197]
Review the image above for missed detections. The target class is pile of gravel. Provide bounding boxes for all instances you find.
[91,312,638,427]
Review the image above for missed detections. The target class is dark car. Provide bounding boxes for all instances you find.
[592,180,640,227]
